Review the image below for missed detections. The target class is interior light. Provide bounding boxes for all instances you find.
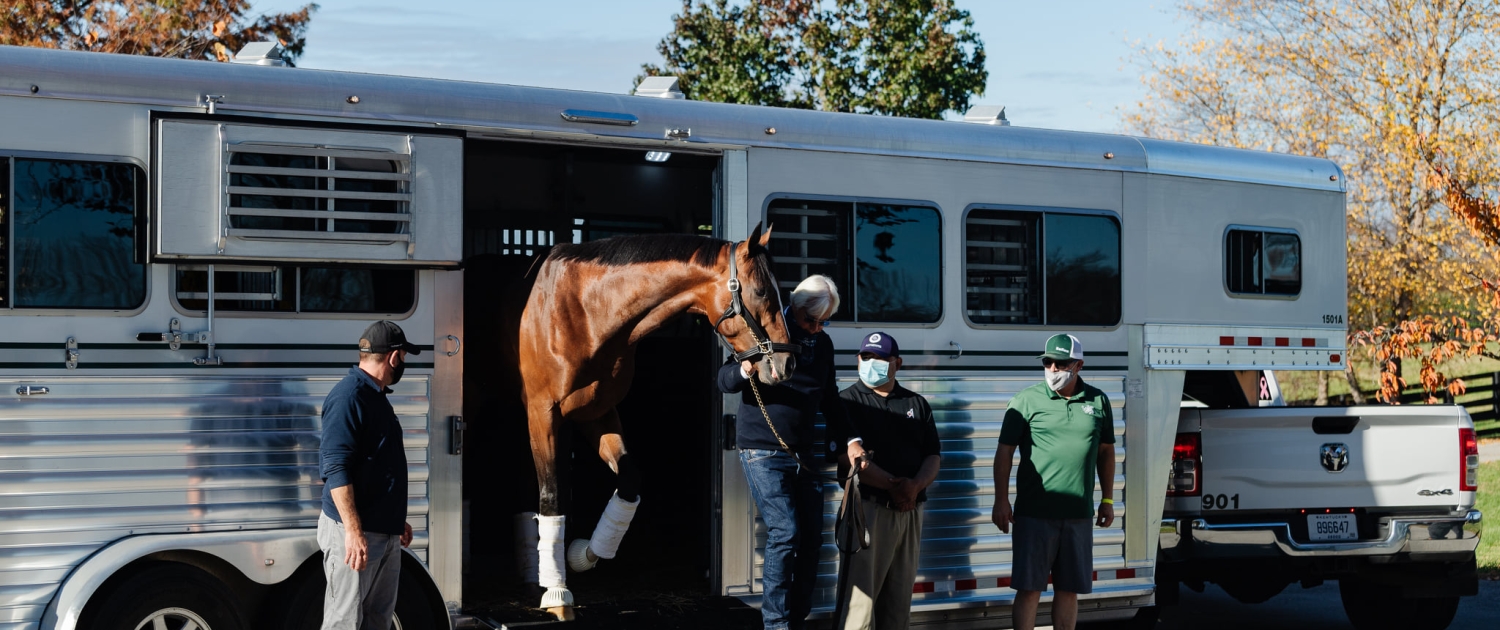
[645,151,671,162]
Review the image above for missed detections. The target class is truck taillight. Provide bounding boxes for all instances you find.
[1168,433,1201,497]
[1460,428,1478,492]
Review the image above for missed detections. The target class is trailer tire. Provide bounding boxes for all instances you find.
[1338,577,1460,630]
[274,562,438,630]
[88,564,247,630]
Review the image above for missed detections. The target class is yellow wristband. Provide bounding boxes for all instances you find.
[1100,498,1114,505]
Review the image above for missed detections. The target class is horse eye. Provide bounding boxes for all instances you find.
[755,289,767,298]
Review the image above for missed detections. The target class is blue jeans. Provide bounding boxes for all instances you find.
[740,448,824,630]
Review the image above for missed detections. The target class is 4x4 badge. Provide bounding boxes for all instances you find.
[1321,443,1349,473]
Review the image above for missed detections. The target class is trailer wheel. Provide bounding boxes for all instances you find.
[89,564,246,630]
[1338,577,1460,630]
[274,563,438,630]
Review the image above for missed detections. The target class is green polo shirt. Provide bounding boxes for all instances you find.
[998,379,1115,519]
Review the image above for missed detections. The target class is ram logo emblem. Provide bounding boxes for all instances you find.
[1320,443,1349,473]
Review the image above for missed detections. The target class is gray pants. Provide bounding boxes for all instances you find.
[840,500,922,630]
[318,513,401,630]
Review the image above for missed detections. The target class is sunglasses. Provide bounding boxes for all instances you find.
[801,314,831,327]
[1041,358,1077,369]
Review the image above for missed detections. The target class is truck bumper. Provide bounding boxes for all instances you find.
[1160,510,1481,561]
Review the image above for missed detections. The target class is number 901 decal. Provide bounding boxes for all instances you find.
[1202,493,1240,510]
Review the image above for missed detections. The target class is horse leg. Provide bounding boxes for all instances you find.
[528,401,575,621]
[566,408,642,572]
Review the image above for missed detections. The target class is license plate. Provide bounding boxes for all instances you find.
[1307,513,1357,541]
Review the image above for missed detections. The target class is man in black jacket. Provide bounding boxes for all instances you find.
[719,274,865,630]
[837,331,940,630]
[319,321,417,630]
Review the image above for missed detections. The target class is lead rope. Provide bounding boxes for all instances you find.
[739,323,858,485]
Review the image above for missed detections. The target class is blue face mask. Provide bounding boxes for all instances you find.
[858,357,891,387]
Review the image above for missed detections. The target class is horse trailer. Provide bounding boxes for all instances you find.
[0,44,1347,630]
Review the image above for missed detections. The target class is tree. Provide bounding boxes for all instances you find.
[1126,0,1500,402]
[640,0,987,119]
[2,0,317,65]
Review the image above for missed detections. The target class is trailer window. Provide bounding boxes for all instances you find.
[964,208,1120,327]
[767,198,942,323]
[1226,228,1301,296]
[175,266,415,314]
[0,159,7,307]
[5,158,146,309]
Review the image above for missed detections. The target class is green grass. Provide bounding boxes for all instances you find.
[1480,460,1499,578]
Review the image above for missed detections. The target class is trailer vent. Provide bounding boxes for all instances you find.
[231,41,288,67]
[634,76,686,99]
[226,145,412,243]
[156,121,462,266]
[962,105,1010,126]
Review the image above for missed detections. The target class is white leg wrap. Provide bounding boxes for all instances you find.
[587,491,639,560]
[513,512,539,584]
[535,514,568,590]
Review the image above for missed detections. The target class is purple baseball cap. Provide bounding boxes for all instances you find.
[859,331,899,358]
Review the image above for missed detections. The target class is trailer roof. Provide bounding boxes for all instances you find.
[0,45,1343,192]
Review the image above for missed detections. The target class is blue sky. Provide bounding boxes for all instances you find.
[251,0,1186,133]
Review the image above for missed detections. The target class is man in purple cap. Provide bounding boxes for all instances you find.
[318,320,419,629]
[835,331,941,630]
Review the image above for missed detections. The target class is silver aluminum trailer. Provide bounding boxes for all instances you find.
[0,44,1346,630]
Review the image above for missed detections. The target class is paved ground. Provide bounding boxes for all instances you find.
[1149,579,1500,629]
[473,579,1500,629]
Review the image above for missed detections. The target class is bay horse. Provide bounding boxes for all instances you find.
[517,222,797,619]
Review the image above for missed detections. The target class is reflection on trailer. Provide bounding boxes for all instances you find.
[0,42,1346,630]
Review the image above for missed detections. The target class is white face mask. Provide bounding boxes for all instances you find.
[858,357,892,387]
[1045,367,1075,392]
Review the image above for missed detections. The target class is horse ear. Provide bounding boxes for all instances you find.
[747,222,765,255]
[758,223,774,248]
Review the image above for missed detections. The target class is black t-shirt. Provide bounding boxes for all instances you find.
[839,381,941,503]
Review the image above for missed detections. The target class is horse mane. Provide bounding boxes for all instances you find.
[548,233,729,269]
[546,232,779,292]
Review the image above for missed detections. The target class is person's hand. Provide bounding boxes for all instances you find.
[1097,502,1115,528]
[401,522,414,548]
[344,528,369,571]
[740,360,757,378]
[847,441,869,470]
[991,498,1013,533]
[891,478,919,505]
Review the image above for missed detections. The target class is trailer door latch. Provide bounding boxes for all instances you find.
[450,416,465,455]
[65,337,78,370]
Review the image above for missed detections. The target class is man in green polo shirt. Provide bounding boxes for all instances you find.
[991,334,1116,630]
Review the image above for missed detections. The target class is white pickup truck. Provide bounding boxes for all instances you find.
[1156,370,1483,630]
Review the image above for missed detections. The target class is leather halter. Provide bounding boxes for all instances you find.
[713,241,801,362]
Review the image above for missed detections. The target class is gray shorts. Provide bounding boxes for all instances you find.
[1011,516,1093,594]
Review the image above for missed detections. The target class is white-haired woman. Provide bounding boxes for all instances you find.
[718,274,866,630]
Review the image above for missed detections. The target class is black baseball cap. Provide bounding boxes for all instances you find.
[359,320,421,355]
[859,331,899,358]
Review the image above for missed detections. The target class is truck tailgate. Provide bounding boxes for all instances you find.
[1197,405,1466,510]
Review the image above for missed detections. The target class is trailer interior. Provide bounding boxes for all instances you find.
[459,139,737,622]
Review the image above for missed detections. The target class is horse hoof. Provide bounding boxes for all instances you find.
[546,606,575,621]
[567,539,598,572]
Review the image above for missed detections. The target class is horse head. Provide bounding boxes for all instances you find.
[719,222,797,386]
